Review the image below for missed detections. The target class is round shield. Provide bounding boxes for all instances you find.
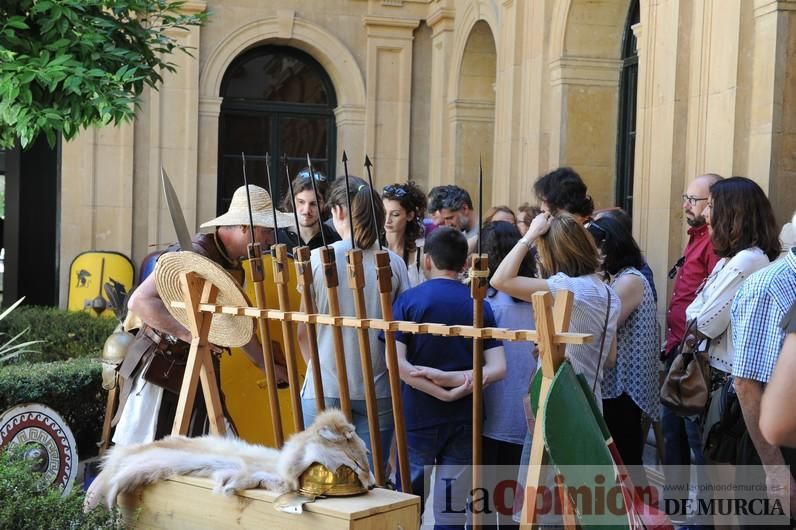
[0,404,78,495]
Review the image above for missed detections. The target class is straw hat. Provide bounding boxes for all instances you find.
[155,252,253,347]
[200,185,295,230]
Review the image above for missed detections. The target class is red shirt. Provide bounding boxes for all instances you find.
[664,223,720,354]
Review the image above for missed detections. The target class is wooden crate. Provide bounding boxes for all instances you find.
[118,476,420,530]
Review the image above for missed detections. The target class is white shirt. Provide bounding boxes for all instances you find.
[685,247,771,372]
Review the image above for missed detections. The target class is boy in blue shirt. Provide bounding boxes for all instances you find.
[392,227,505,528]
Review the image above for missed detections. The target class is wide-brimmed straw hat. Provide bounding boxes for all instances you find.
[200,185,295,230]
[155,252,253,347]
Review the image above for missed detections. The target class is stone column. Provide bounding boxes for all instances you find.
[128,0,206,269]
[363,16,420,186]
[749,0,796,223]
[548,56,621,211]
[491,0,522,206]
[59,122,135,305]
[633,0,692,318]
[427,8,455,187]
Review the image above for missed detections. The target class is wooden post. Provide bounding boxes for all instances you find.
[520,290,575,530]
[99,385,118,456]
[294,245,325,411]
[470,253,488,528]
[320,247,352,420]
[346,249,384,486]
[172,272,225,436]
[271,243,304,432]
[247,243,284,447]
[373,251,410,493]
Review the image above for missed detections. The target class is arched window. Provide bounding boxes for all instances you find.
[615,0,639,215]
[218,46,337,213]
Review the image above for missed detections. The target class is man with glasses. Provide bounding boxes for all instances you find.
[279,168,341,251]
[662,172,722,526]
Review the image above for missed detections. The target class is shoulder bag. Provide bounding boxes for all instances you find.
[660,318,711,416]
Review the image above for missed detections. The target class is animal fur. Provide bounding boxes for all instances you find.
[84,408,374,511]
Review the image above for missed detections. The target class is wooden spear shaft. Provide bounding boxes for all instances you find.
[471,253,488,527]
[347,248,384,486]
[271,243,304,432]
[374,251,410,493]
[294,245,325,411]
[248,244,284,447]
[319,246,353,421]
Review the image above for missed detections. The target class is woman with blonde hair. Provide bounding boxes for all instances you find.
[491,212,620,401]
[493,211,620,524]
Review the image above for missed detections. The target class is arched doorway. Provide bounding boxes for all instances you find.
[452,21,496,207]
[615,0,640,215]
[217,45,337,213]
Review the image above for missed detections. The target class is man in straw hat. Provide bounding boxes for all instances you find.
[112,185,295,446]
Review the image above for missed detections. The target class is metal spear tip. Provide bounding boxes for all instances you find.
[266,152,271,165]
[364,155,372,168]
[342,150,348,163]
[306,153,312,165]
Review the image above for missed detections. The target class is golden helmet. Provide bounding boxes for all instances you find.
[298,462,367,497]
[102,330,134,364]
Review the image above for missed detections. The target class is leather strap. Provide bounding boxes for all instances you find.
[593,283,612,394]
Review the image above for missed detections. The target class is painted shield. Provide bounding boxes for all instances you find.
[67,251,135,318]
[0,403,78,494]
[221,254,307,446]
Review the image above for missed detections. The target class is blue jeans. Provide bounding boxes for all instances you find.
[662,405,713,528]
[400,422,472,530]
[302,396,394,475]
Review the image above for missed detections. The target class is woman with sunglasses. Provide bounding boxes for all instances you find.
[684,177,780,379]
[587,216,659,482]
[383,181,428,287]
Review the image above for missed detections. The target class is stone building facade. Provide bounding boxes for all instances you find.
[56,0,796,318]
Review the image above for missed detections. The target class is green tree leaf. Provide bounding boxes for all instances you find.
[0,0,208,149]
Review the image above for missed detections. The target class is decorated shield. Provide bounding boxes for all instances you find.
[0,404,78,494]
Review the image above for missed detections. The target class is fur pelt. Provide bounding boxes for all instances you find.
[84,408,374,511]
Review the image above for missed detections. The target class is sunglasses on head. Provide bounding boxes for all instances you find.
[585,220,608,240]
[296,169,327,182]
[383,184,407,198]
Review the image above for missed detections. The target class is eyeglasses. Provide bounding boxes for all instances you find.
[296,168,327,182]
[383,184,407,198]
[585,220,608,241]
[682,194,708,206]
[668,255,685,280]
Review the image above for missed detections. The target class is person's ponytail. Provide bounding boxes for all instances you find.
[328,176,385,249]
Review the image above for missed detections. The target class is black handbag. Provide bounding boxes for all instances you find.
[702,377,746,464]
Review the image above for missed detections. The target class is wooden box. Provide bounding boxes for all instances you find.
[118,476,420,530]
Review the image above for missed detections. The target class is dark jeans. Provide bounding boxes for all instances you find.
[603,392,648,489]
[482,436,524,529]
[400,421,472,530]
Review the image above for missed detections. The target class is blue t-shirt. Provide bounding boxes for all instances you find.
[392,278,501,429]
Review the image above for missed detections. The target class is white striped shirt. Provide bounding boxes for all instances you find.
[546,273,620,404]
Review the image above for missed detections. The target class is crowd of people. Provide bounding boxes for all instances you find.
[117,162,796,529]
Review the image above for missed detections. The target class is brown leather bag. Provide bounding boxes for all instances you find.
[660,319,711,416]
[140,328,190,395]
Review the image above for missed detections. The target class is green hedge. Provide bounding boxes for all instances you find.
[0,306,117,363]
[0,447,124,529]
[0,358,105,459]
